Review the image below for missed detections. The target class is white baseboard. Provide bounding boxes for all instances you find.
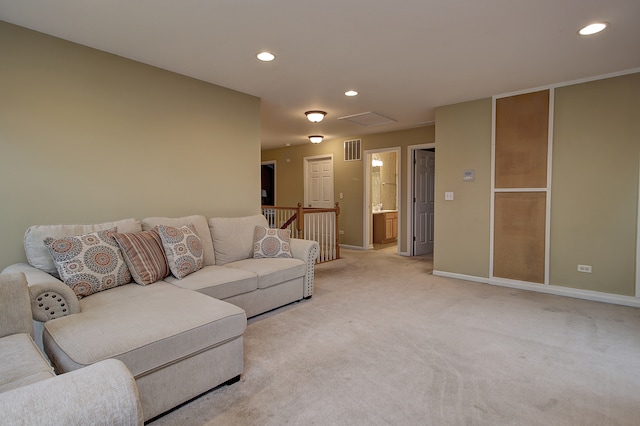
[339,244,365,250]
[433,270,640,308]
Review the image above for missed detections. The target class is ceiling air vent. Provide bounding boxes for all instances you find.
[338,112,396,127]
[344,139,362,162]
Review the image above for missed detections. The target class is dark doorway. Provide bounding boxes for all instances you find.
[261,163,275,206]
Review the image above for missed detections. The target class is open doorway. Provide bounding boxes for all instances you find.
[261,161,275,206]
[407,143,436,256]
[364,148,400,253]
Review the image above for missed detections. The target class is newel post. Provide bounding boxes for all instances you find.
[296,203,304,238]
[335,202,340,259]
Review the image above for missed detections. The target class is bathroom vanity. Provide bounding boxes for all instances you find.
[373,210,398,244]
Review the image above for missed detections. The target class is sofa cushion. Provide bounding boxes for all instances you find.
[0,334,55,393]
[164,265,257,300]
[43,282,246,377]
[113,229,169,285]
[24,218,141,276]
[157,224,204,279]
[253,226,292,259]
[225,258,306,289]
[44,229,132,298]
[141,215,215,266]
[209,215,268,265]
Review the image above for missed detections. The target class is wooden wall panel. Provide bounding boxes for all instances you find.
[493,192,546,283]
[495,90,549,188]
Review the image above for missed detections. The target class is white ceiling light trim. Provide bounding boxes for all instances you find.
[578,22,608,36]
[256,51,275,61]
[345,90,358,97]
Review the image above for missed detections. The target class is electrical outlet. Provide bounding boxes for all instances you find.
[339,230,344,235]
[577,264,592,273]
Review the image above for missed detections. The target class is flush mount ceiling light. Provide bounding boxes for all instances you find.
[305,111,327,123]
[345,90,358,97]
[578,22,608,36]
[256,51,275,61]
[308,135,324,144]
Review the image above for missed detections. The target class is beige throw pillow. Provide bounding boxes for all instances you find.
[157,224,204,279]
[253,226,292,258]
[113,229,169,285]
[44,228,131,298]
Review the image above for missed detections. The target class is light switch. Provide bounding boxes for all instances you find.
[339,193,344,199]
[445,192,454,201]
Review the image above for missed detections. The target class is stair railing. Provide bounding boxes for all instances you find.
[261,202,340,263]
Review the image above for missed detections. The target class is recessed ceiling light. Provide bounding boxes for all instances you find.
[256,51,275,62]
[578,22,608,36]
[345,90,358,97]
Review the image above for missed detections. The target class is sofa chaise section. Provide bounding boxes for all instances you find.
[43,281,246,421]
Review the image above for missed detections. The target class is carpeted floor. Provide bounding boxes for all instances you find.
[150,249,640,425]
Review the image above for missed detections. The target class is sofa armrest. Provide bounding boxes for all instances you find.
[2,263,80,322]
[0,272,33,338]
[290,238,319,298]
[0,358,143,425]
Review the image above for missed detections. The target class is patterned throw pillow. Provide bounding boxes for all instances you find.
[157,224,204,279]
[253,226,292,258]
[44,228,132,298]
[112,228,169,285]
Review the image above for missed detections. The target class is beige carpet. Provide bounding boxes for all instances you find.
[150,249,640,425]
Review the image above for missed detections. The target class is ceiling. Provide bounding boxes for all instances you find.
[1,1,639,150]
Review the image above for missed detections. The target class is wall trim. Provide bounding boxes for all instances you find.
[433,270,640,308]
[339,244,365,250]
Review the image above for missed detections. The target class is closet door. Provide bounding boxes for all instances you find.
[493,90,550,284]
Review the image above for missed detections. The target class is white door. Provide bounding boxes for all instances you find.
[414,150,435,255]
[305,157,334,208]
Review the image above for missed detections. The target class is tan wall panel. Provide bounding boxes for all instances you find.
[495,90,549,188]
[0,22,261,269]
[434,98,493,277]
[493,192,546,283]
[550,73,640,295]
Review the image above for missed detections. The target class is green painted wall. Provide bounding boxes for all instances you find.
[0,21,261,269]
[550,73,640,295]
[434,98,493,278]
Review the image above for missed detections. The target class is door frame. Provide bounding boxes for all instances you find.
[407,143,436,256]
[363,147,401,251]
[303,154,334,208]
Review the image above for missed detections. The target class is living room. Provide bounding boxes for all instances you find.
[1,1,640,424]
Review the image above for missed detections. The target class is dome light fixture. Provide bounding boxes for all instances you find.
[305,110,327,123]
[578,22,608,36]
[256,51,276,61]
[308,135,324,144]
[345,90,358,97]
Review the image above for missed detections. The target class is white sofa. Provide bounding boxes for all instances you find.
[2,214,319,422]
[0,272,143,425]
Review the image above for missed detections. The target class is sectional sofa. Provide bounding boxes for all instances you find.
[1,214,319,422]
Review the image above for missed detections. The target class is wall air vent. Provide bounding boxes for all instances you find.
[338,111,396,127]
[344,139,362,162]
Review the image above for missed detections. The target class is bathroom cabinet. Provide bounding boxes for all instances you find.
[373,211,398,244]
